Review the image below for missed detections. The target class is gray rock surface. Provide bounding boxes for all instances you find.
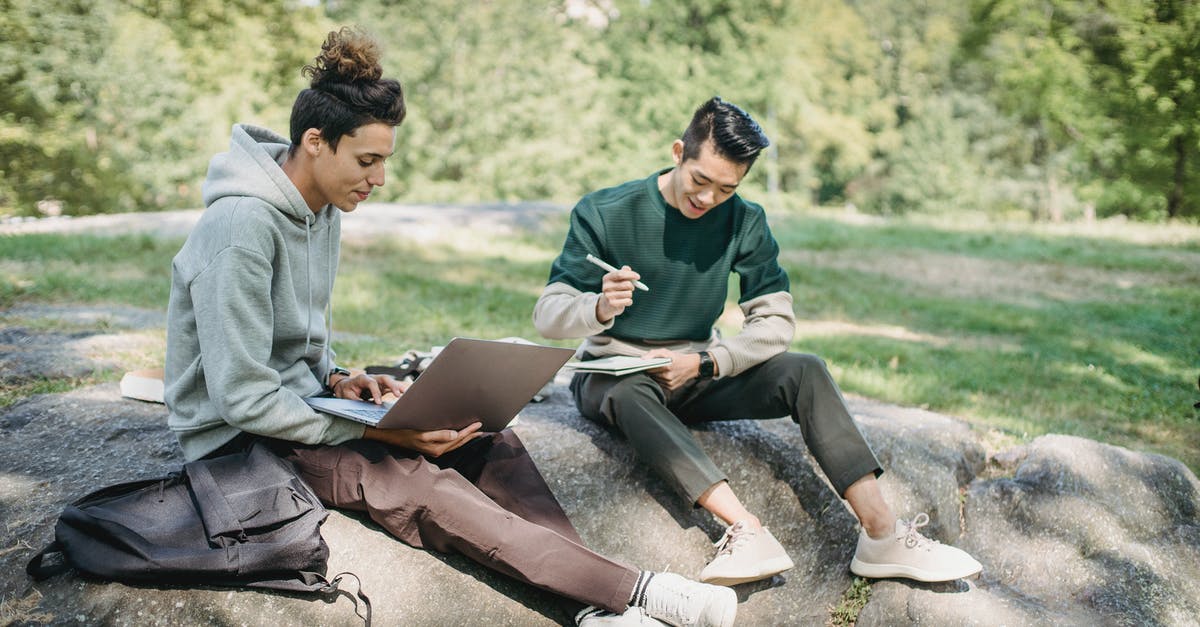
[4,356,1199,625]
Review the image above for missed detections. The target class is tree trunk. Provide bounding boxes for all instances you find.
[1168,133,1186,219]
[1046,168,1064,223]
[767,103,779,199]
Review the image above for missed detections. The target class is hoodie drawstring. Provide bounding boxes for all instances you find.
[304,214,313,357]
[325,223,334,377]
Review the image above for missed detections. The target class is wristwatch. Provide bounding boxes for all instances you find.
[697,351,715,379]
[327,366,352,390]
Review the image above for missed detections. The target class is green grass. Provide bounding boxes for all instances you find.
[0,233,176,309]
[763,210,1200,469]
[0,376,97,409]
[2,211,1198,471]
[828,576,871,626]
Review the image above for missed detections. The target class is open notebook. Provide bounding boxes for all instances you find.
[562,355,672,376]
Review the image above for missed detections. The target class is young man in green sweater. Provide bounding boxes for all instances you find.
[534,97,982,586]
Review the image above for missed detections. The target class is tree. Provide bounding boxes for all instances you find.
[0,0,126,214]
[961,0,1200,220]
[1105,0,1200,218]
[960,0,1117,221]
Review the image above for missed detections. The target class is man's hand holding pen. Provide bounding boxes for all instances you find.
[595,265,643,323]
[587,254,649,323]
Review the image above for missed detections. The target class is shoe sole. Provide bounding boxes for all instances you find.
[849,557,982,582]
[700,557,795,586]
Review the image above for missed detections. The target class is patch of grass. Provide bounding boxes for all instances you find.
[331,238,572,365]
[0,233,179,308]
[770,213,1200,470]
[0,376,95,410]
[828,577,870,626]
[0,587,52,625]
[771,210,1200,274]
[3,211,1197,473]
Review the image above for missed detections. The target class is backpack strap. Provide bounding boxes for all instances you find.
[316,571,372,626]
[25,541,70,580]
[185,456,245,541]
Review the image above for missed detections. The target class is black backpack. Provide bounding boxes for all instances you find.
[26,442,369,623]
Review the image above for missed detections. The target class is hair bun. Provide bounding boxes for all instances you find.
[302,27,383,86]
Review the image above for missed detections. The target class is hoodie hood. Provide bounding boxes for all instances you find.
[201,123,339,392]
[202,124,331,228]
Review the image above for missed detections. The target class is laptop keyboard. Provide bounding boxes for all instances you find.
[345,407,387,422]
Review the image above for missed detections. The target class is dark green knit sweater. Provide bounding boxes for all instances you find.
[546,169,789,342]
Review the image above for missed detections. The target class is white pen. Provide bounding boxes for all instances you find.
[586,253,650,292]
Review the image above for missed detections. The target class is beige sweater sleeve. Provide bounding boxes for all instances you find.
[534,282,795,378]
[708,291,796,378]
[532,281,614,340]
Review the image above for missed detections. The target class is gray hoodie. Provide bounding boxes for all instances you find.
[165,124,365,460]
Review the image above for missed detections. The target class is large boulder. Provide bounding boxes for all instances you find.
[857,433,1200,626]
[2,366,1198,625]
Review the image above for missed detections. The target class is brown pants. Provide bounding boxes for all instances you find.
[238,430,638,613]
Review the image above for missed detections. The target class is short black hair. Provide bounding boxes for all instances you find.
[680,97,769,170]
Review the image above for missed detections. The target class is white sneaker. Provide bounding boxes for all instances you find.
[636,572,737,627]
[850,513,983,582]
[699,520,795,585]
[576,605,669,626]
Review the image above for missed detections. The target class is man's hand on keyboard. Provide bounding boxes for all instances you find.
[332,372,407,405]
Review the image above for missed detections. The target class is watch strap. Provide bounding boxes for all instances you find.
[328,366,352,388]
[698,351,714,379]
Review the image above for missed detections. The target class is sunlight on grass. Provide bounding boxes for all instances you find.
[330,238,565,363]
[0,376,98,410]
[2,214,1197,472]
[798,206,1200,249]
[1057,362,1136,394]
[1105,339,1181,376]
[832,363,924,405]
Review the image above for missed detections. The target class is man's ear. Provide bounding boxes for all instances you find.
[671,139,685,166]
[300,128,324,157]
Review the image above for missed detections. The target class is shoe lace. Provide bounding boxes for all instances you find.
[643,573,706,626]
[712,520,755,556]
[900,513,938,549]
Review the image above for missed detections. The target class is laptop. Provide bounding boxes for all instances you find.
[304,338,575,432]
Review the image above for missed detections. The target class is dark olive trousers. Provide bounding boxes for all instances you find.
[571,352,882,505]
[218,430,638,613]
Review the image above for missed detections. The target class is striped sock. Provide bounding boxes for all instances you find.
[629,571,655,607]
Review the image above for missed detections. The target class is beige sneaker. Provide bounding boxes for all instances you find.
[850,513,983,582]
[699,520,795,586]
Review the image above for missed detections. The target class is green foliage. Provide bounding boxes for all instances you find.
[1094,178,1168,219]
[1,0,120,213]
[0,0,329,216]
[960,0,1200,219]
[1,1,1197,220]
